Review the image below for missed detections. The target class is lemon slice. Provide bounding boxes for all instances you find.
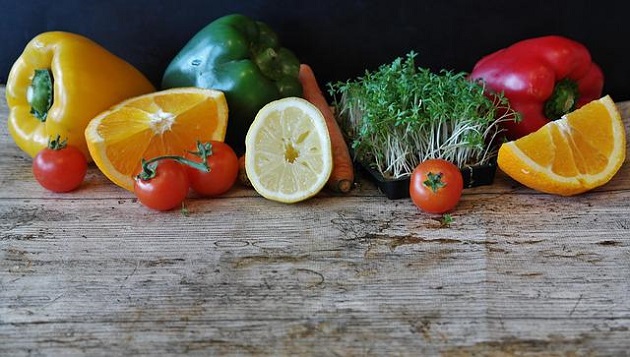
[245,97,333,203]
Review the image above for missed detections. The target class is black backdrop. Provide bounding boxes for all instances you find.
[2,0,629,100]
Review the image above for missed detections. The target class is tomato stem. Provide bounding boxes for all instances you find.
[186,141,214,160]
[137,141,212,181]
[440,213,454,227]
[423,171,446,192]
[47,135,67,151]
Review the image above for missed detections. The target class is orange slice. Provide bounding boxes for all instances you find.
[85,87,228,191]
[498,95,626,196]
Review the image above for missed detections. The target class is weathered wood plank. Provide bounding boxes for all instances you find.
[1,85,630,355]
[2,193,630,354]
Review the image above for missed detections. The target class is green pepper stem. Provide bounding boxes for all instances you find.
[28,69,54,122]
[544,78,580,120]
[136,141,212,181]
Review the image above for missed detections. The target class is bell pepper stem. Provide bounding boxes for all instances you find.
[137,141,212,181]
[28,69,54,122]
[544,78,580,120]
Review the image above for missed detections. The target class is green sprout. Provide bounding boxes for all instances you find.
[328,51,517,179]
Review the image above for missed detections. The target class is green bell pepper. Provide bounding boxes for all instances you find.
[161,14,303,155]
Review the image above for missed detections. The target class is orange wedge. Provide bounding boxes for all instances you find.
[85,87,228,191]
[498,95,626,196]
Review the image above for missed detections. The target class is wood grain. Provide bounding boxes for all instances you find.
[1,86,629,356]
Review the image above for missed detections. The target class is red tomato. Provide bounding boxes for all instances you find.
[134,160,190,211]
[32,145,87,193]
[409,159,463,214]
[185,141,239,197]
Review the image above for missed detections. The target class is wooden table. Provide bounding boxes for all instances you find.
[1,85,629,356]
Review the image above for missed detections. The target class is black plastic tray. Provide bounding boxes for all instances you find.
[363,162,498,200]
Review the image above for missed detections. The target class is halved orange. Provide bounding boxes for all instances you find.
[85,87,228,191]
[498,95,626,196]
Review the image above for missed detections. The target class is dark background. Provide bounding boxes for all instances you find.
[2,0,629,100]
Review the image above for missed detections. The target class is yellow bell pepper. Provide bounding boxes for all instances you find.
[5,31,155,160]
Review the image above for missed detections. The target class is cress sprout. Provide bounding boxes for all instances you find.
[328,51,517,180]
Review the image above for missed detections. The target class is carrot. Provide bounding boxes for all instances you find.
[237,154,253,188]
[299,63,354,193]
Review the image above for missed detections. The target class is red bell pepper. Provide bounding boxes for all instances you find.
[470,35,604,139]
